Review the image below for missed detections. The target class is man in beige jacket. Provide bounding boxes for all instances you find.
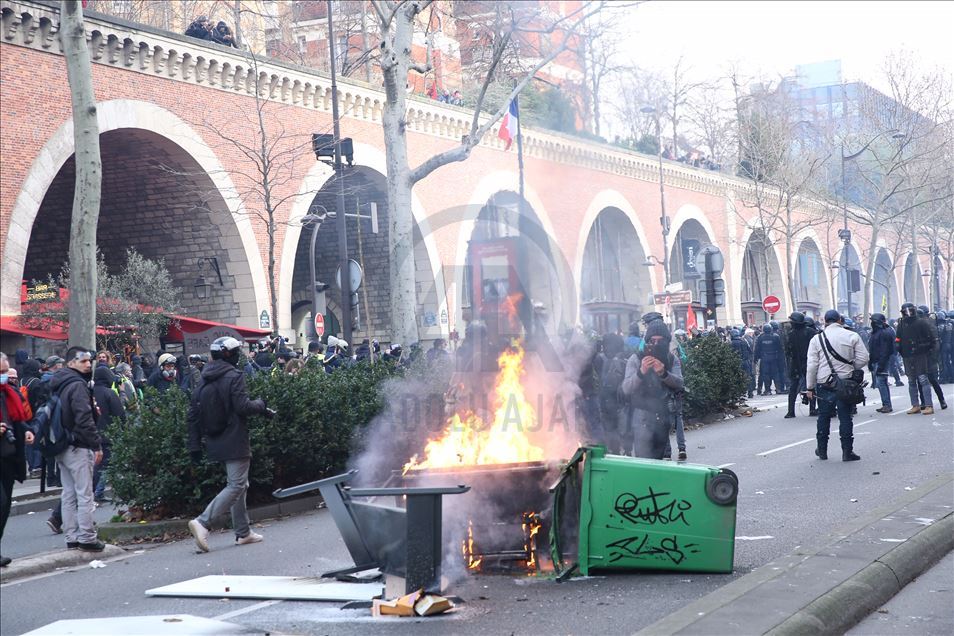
[805,310,869,462]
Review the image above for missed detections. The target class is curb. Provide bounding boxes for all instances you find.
[767,513,954,635]
[66,494,323,544]
[10,493,61,517]
[0,544,126,583]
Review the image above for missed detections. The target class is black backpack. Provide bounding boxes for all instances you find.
[194,379,229,437]
[33,392,72,459]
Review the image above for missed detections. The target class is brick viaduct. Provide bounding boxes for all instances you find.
[0,0,942,348]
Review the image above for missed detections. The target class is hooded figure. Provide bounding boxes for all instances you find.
[91,365,125,501]
[621,319,684,459]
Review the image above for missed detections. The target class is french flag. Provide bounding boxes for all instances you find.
[497,97,519,150]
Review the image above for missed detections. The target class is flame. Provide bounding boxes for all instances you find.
[463,520,482,571]
[522,512,543,571]
[404,342,544,472]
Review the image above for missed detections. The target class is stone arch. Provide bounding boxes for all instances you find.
[793,236,829,320]
[578,206,653,334]
[739,226,786,324]
[2,99,268,325]
[277,141,447,345]
[872,248,899,315]
[454,172,570,333]
[832,243,863,317]
[902,251,927,305]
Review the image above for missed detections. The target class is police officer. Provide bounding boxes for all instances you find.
[896,303,936,415]
[754,324,784,395]
[867,313,896,413]
[785,312,815,418]
[919,306,947,409]
[938,311,953,383]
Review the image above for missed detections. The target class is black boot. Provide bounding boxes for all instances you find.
[815,439,828,460]
[842,438,860,461]
[784,412,796,418]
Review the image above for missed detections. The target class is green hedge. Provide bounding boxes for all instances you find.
[682,335,748,419]
[108,361,401,518]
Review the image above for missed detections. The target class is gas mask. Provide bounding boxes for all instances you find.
[162,368,177,380]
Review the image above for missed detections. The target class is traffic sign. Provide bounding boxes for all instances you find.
[695,245,724,275]
[762,295,781,314]
[653,290,692,305]
[314,313,325,337]
[335,259,363,292]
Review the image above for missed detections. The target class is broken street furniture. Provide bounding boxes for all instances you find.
[273,470,468,594]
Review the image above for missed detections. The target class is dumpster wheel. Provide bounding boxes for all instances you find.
[705,469,739,506]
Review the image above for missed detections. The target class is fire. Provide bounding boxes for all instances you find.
[522,512,543,571]
[404,342,545,471]
[463,520,482,571]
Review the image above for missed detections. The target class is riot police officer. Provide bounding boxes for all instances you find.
[754,324,784,395]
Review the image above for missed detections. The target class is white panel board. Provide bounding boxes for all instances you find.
[145,575,383,602]
[23,615,262,635]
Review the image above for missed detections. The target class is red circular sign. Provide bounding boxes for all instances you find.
[314,313,325,337]
[762,295,781,314]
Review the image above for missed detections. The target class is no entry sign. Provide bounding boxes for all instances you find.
[762,295,781,315]
[314,313,325,337]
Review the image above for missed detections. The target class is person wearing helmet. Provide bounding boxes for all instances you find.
[148,353,179,393]
[941,311,954,383]
[754,324,783,395]
[867,313,896,413]
[920,309,947,410]
[187,336,272,553]
[785,312,815,418]
[896,303,937,414]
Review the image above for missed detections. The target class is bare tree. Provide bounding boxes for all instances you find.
[61,0,102,348]
[662,55,706,158]
[684,80,737,169]
[609,65,665,151]
[576,9,626,137]
[840,53,953,317]
[370,0,605,347]
[736,80,832,308]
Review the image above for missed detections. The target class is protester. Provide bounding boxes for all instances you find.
[620,314,684,459]
[180,355,205,397]
[187,337,272,552]
[805,310,868,461]
[896,303,936,414]
[50,347,105,552]
[784,312,816,418]
[185,15,213,41]
[426,339,451,366]
[867,313,896,413]
[597,333,628,454]
[91,365,125,503]
[729,328,755,398]
[112,362,139,411]
[148,353,179,393]
[1,352,35,567]
[284,358,305,375]
[211,21,238,47]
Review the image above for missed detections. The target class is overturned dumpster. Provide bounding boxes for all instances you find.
[550,446,739,577]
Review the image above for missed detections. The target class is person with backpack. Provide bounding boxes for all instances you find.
[805,310,869,462]
[1,351,35,567]
[49,347,104,552]
[187,337,273,552]
[92,365,125,503]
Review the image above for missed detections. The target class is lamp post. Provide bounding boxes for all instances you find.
[303,207,331,339]
[640,105,670,286]
[840,129,903,319]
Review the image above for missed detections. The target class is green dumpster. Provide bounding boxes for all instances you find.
[550,446,738,576]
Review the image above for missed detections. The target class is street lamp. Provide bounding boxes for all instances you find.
[303,206,332,338]
[840,129,904,318]
[640,105,670,285]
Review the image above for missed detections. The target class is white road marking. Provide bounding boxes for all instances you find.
[716,463,736,468]
[213,599,282,621]
[756,437,815,457]
[856,419,876,427]
[736,535,774,541]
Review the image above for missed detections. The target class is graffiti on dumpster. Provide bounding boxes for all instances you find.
[613,488,692,526]
[606,534,700,565]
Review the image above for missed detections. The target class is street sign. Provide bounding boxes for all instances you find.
[762,295,781,314]
[259,310,271,329]
[697,279,726,294]
[314,313,325,337]
[335,259,363,292]
[695,245,724,275]
[653,290,692,305]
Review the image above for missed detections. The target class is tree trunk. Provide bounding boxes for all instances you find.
[232,0,243,49]
[360,3,371,83]
[61,0,101,349]
[381,7,420,347]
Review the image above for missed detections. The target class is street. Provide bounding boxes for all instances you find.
[1,383,952,635]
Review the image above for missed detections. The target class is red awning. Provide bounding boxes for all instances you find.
[0,315,68,340]
[165,314,271,342]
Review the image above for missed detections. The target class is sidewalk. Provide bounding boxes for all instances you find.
[638,473,954,635]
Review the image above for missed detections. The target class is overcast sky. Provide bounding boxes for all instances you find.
[619,0,954,90]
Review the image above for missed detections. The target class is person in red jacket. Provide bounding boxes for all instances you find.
[1,351,35,567]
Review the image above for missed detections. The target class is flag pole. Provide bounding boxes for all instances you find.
[515,96,525,209]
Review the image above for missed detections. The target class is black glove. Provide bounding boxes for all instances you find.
[190,450,203,465]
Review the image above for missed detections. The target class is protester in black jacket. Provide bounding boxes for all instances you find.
[185,16,212,41]
[187,337,270,553]
[785,312,817,418]
[92,365,125,502]
[896,303,936,414]
[867,314,896,413]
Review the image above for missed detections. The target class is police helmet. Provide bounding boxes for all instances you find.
[762,324,773,334]
[789,311,806,325]
[916,305,929,317]
[870,313,886,326]
[900,302,917,317]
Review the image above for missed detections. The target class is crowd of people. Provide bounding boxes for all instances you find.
[184,15,238,48]
[425,83,464,106]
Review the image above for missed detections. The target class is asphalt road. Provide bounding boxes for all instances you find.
[1,383,951,635]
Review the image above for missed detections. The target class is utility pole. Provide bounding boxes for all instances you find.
[327,0,351,344]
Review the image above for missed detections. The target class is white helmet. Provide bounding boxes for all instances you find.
[210,336,242,353]
[158,353,177,367]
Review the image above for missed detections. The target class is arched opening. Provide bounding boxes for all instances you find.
[930,254,944,311]
[22,128,258,328]
[873,249,899,316]
[833,243,863,317]
[579,207,651,334]
[462,191,568,341]
[668,218,714,329]
[902,253,925,305]
[289,166,441,348]
[740,229,784,324]
[793,238,826,320]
